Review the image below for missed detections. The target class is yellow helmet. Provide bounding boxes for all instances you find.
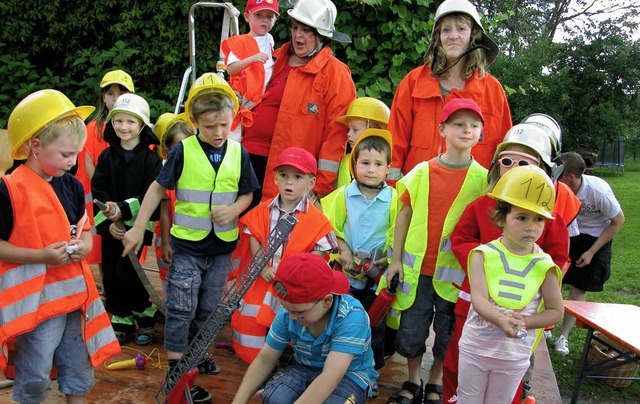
[100,69,135,93]
[349,128,393,179]
[8,89,94,160]
[154,112,194,158]
[336,97,390,126]
[488,165,555,219]
[184,73,239,118]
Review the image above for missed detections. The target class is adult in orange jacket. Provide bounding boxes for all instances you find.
[387,0,512,184]
[252,0,356,204]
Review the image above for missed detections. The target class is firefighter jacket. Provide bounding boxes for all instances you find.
[261,43,356,200]
[0,165,120,374]
[172,137,242,242]
[387,66,512,181]
[230,198,334,363]
[379,160,487,329]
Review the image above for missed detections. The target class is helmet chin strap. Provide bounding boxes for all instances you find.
[357,180,385,190]
[431,44,489,76]
[291,39,324,60]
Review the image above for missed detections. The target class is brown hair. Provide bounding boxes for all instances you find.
[426,14,487,80]
[190,93,235,121]
[489,200,511,229]
[94,84,131,140]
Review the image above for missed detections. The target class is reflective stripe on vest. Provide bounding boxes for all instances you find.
[380,161,487,328]
[318,158,339,174]
[478,241,561,310]
[171,136,241,242]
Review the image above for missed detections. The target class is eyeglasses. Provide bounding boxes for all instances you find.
[499,157,533,168]
[285,300,323,319]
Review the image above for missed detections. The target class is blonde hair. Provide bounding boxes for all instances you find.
[190,93,235,121]
[427,14,487,80]
[35,115,87,146]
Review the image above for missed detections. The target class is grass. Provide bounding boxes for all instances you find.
[550,157,640,402]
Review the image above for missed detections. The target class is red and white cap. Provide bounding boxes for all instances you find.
[440,98,484,124]
[246,0,279,15]
[274,147,317,175]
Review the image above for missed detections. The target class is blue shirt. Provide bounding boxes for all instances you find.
[344,180,392,254]
[266,294,378,395]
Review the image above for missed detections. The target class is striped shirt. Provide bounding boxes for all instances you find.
[266,294,378,394]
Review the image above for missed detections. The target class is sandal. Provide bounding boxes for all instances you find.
[424,383,442,404]
[134,327,157,346]
[387,380,423,404]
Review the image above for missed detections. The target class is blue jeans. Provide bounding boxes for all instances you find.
[395,274,455,360]
[13,311,94,403]
[261,363,366,404]
[164,252,232,352]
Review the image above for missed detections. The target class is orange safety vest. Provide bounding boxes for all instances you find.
[261,43,355,200]
[0,165,120,377]
[555,181,581,226]
[230,198,334,363]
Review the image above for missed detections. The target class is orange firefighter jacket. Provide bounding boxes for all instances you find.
[0,165,120,375]
[230,198,334,362]
[388,66,512,179]
[261,43,356,200]
[221,34,265,105]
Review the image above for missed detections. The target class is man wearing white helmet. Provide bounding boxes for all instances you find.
[388,0,512,185]
[246,0,356,206]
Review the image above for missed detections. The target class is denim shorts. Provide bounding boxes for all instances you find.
[395,274,455,360]
[13,311,94,403]
[261,363,366,404]
[164,251,232,352]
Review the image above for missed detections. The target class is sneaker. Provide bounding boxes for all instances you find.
[543,330,553,340]
[555,335,570,355]
[190,384,212,403]
[522,381,531,399]
[197,357,221,375]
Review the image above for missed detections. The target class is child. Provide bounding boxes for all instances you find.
[75,69,135,265]
[383,98,488,404]
[221,0,279,142]
[1,89,119,403]
[122,73,259,403]
[334,97,390,187]
[91,93,163,346]
[232,253,379,404]
[152,112,195,296]
[443,122,577,403]
[457,165,564,403]
[231,146,338,362]
[321,128,396,370]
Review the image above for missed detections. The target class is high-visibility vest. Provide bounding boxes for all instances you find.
[379,160,487,328]
[474,240,561,352]
[336,153,352,189]
[171,136,241,242]
[230,199,334,363]
[0,165,120,376]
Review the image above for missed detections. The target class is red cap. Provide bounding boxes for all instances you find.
[274,147,317,175]
[440,98,484,124]
[246,0,279,15]
[273,253,350,304]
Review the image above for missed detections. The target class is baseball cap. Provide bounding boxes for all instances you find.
[100,70,135,93]
[246,0,279,15]
[273,253,350,304]
[274,147,317,176]
[440,98,484,124]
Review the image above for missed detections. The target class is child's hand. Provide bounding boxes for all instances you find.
[67,239,88,262]
[42,242,71,266]
[386,260,403,284]
[210,205,236,226]
[162,243,173,264]
[500,314,526,338]
[109,222,126,240]
[338,249,355,271]
[373,255,389,270]
[123,227,144,256]
[260,265,276,282]
[253,52,269,64]
[106,202,121,222]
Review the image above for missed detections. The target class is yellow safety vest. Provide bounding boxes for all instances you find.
[336,152,352,189]
[473,240,561,352]
[171,136,241,242]
[379,160,487,329]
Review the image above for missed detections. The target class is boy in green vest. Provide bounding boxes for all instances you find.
[382,98,488,404]
[123,73,260,403]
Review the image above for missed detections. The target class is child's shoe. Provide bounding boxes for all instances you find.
[555,335,570,355]
[135,327,157,346]
[190,384,212,403]
[197,357,221,375]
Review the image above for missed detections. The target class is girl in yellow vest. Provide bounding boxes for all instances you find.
[1,89,120,403]
[457,166,564,403]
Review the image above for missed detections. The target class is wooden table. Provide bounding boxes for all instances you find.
[563,300,640,403]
